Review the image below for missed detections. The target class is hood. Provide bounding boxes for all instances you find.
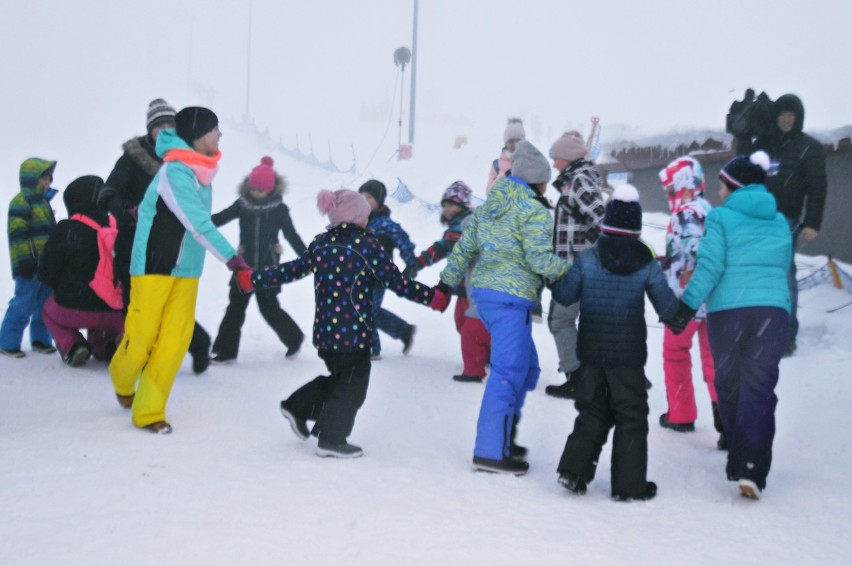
[122,135,161,176]
[597,234,654,276]
[724,184,779,220]
[19,157,57,193]
[155,128,191,157]
[238,173,287,198]
[481,176,538,221]
[772,94,805,134]
[63,175,104,216]
[368,204,391,221]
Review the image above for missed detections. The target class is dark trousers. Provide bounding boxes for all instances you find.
[557,365,649,497]
[708,307,788,490]
[370,286,410,356]
[283,350,371,444]
[212,284,303,358]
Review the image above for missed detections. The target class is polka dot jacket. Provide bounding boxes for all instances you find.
[251,223,434,353]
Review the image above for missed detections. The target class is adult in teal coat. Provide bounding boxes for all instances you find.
[672,151,791,499]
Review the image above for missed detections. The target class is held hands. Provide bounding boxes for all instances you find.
[402,264,419,279]
[429,281,451,313]
[664,300,697,335]
[235,269,255,294]
[226,255,251,272]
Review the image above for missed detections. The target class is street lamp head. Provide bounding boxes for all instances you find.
[394,46,412,69]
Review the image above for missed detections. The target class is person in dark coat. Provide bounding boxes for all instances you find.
[238,189,441,459]
[38,176,125,366]
[209,156,307,363]
[552,184,678,501]
[737,93,826,356]
[98,98,213,373]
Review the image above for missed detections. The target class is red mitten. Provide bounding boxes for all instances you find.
[429,282,451,313]
[235,269,255,293]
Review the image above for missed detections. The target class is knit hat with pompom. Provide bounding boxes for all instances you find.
[248,156,276,193]
[317,189,371,227]
[601,184,643,238]
[719,151,771,189]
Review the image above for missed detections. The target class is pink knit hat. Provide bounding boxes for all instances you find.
[549,131,587,163]
[248,156,276,193]
[317,189,371,227]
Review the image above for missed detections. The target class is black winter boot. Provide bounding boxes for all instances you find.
[508,415,527,459]
[189,322,212,375]
[473,456,529,475]
[545,371,579,399]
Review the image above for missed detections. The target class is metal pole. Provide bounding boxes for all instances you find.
[245,0,253,119]
[408,0,418,145]
[398,66,406,149]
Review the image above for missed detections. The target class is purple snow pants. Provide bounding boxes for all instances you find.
[42,295,125,360]
[707,306,788,491]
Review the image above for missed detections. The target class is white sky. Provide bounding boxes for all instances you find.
[3,0,852,178]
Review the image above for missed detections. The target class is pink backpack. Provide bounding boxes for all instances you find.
[70,214,124,310]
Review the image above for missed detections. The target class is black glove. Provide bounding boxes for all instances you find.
[402,264,419,279]
[18,259,36,279]
[664,300,697,335]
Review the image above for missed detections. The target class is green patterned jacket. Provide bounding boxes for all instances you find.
[7,158,57,278]
[440,175,569,302]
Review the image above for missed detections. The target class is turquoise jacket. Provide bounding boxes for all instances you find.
[131,129,235,278]
[682,183,791,314]
[441,176,569,302]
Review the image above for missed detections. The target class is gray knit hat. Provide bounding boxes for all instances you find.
[511,141,551,185]
[146,98,176,131]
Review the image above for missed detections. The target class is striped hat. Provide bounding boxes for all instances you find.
[146,98,176,131]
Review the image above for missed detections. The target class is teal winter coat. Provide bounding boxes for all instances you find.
[441,175,569,302]
[682,183,791,314]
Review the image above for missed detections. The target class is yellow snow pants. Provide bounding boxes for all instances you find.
[110,275,198,428]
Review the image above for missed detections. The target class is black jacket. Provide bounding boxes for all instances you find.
[212,175,306,271]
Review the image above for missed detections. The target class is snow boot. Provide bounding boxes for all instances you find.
[472,455,529,475]
[32,341,57,354]
[738,479,761,500]
[280,401,309,440]
[401,325,416,355]
[508,415,527,459]
[545,371,579,399]
[453,374,484,383]
[316,439,364,459]
[659,412,695,432]
[64,343,91,367]
[612,481,657,502]
[558,473,588,495]
[188,323,211,374]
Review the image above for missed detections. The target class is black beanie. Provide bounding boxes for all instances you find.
[64,175,104,216]
[358,179,387,206]
[175,106,219,145]
[601,184,642,238]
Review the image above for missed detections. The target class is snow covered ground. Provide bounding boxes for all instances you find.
[1,125,850,565]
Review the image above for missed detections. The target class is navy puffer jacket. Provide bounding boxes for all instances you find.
[552,235,678,368]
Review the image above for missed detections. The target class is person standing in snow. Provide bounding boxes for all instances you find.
[98,98,213,374]
[403,181,491,383]
[552,185,678,501]
[655,157,724,448]
[38,175,125,367]
[439,141,570,475]
[237,189,443,458]
[109,106,247,434]
[485,117,525,193]
[668,151,791,500]
[736,94,826,358]
[357,180,417,359]
[542,131,606,400]
[209,156,307,364]
[0,158,58,358]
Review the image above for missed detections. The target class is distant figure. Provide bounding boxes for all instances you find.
[99,98,213,373]
[239,189,440,459]
[669,151,792,500]
[358,180,418,359]
[38,176,125,367]
[210,156,307,364]
[552,185,678,502]
[738,94,827,357]
[109,107,246,434]
[0,158,58,358]
[543,131,605,400]
[485,117,525,192]
[441,141,570,475]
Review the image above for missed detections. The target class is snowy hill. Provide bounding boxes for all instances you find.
[1,125,851,565]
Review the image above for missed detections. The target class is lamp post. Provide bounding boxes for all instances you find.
[408,0,418,145]
[393,46,411,152]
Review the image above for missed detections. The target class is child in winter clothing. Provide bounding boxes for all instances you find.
[210,156,307,363]
[109,107,245,434]
[485,118,525,192]
[669,151,791,500]
[440,141,570,475]
[99,98,212,374]
[405,181,491,382]
[358,180,418,359]
[657,157,723,446]
[0,158,59,358]
[552,185,678,501]
[38,176,125,367]
[239,189,440,458]
[543,131,606,400]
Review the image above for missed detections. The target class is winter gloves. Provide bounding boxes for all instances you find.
[402,264,419,279]
[429,281,451,312]
[227,255,254,294]
[665,300,697,335]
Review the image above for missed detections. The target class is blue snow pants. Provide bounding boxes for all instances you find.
[472,288,540,460]
[0,276,53,350]
[370,285,410,356]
